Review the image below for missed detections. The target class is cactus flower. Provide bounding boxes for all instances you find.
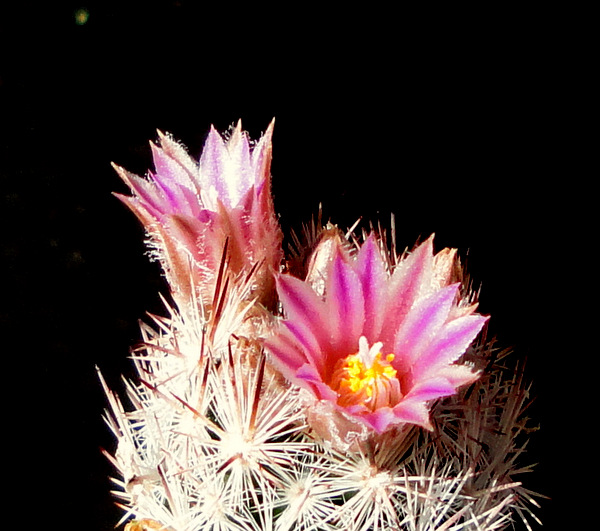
[113,120,282,308]
[265,234,488,435]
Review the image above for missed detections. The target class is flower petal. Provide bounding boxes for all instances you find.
[263,331,308,380]
[380,235,435,347]
[296,364,338,401]
[355,235,387,343]
[435,364,479,388]
[275,275,331,353]
[325,246,365,353]
[281,319,325,374]
[413,314,488,379]
[157,130,199,184]
[405,376,459,401]
[391,400,433,430]
[358,407,399,433]
[251,119,274,189]
[150,169,201,218]
[199,126,231,205]
[393,283,460,367]
[150,142,197,195]
[112,164,168,219]
[223,121,252,207]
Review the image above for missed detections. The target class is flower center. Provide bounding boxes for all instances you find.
[330,337,403,411]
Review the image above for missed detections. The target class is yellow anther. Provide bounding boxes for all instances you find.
[329,339,402,410]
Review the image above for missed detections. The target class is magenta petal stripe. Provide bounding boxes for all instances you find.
[263,333,307,380]
[325,249,365,352]
[413,314,488,379]
[276,275,331,349]
[380,236,434,347]
[355,236,387,343]
[406,376,459,401]
[282,320,325,374]
[393,283,460,366]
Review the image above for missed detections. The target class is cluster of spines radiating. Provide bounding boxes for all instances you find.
[100,224,540,531]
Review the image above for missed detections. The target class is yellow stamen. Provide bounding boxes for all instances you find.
[330,338,402,410]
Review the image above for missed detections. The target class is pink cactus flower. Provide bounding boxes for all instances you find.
[264,234,488,435]
[113,120,282,307]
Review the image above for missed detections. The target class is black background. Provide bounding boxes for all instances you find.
[1,2,581,529]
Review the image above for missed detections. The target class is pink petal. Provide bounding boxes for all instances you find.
[393,283,460,366]
[355,235,387,343]
[221,122,252,205]
[276,275,331,354]
[380,235,435,347]
[226,121,252,182]
[199,126,230,203]
[296,364,338,401]
[263,331,308,379]
[150,142,197,194]
[435,364,479,388]
[151,170,200,218]
[413,314,488,379]
[405,376,459,401]
[157,130,199,183]
[251,119,274,187]
[358,407,398,433]
[391,400,433,430]
[113,164,168,218]
[325,247,365,353]
[281,319,325,374]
